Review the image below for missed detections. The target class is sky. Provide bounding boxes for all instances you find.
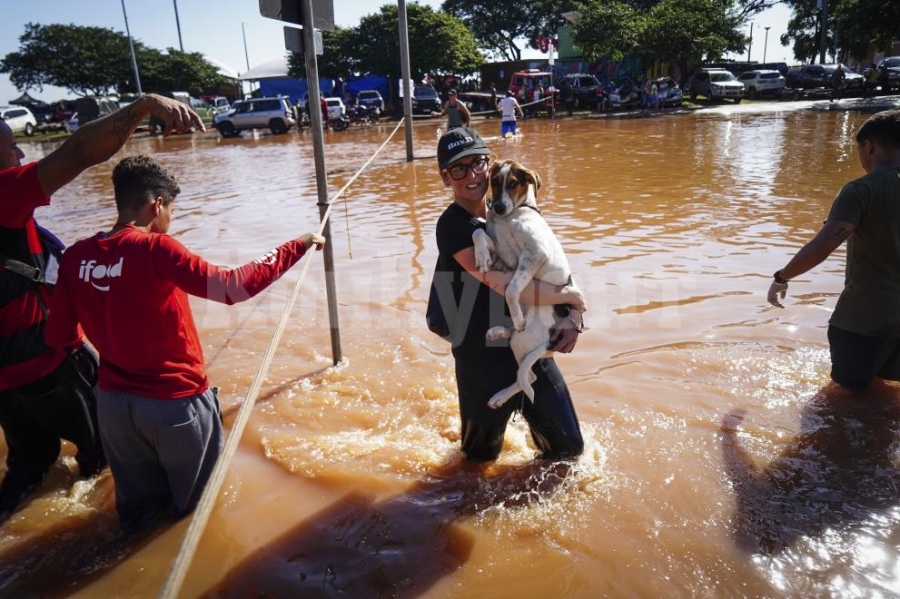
[1,0,796,104]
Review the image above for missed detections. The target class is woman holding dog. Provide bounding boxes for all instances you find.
[433,127,585,462]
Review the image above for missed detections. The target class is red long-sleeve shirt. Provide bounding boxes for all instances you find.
[45,225,310,398]
[0,161,77,390]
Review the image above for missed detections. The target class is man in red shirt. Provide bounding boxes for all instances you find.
[0,94,203,522]
[44,155,325,534]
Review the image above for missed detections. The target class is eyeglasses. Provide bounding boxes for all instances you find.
[445,157,489,180]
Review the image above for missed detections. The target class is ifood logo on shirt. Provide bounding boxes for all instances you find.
[78,258,124,291]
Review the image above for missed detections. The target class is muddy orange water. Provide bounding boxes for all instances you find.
[3,103,899,598]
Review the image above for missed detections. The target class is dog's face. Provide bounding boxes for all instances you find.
[488,159,542,217]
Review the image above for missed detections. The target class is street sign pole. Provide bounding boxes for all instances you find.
[299,0,342,364]
[259,0,341,364]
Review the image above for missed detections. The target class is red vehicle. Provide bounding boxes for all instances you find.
[507,69,559,110]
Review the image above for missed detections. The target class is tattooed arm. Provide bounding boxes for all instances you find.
[776,219,855,281]
[36,94,204,197]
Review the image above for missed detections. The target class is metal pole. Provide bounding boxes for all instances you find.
[747,22,753,63]
[241,22,251,97]
[241,22,251,71]
[120,0,143,95]
[398,0,414,162]
[763,27,770,64]
[301,0,342,365]
[173,0,184,51]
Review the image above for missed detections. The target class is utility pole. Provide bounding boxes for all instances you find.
[173,0,184,51]
[818,0,828,64]
[747,22,753,62]
[120,0,143,95]
[242,22,251,97]
[398,0,414,161]
[763,27,770,64]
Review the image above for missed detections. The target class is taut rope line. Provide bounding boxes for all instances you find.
[158,118,405,599]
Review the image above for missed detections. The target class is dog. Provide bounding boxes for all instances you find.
[473,159,579,409]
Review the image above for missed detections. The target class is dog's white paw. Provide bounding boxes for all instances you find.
[488,392,510,409]
[474,249,491,273]
[485,326,512,341]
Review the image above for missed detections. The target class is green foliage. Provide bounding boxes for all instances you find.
[571,1,644,62]
[137,49,225,96]
[1,23,230,98]
[441,0,569,61]
[0,23,133,96]
[352,3,483,79]
[782,0,899,62]
[639,0,745,64]
[287,27,358,79]
[571,0,750,76]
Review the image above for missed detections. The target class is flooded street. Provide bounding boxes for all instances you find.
[3,102,900,598]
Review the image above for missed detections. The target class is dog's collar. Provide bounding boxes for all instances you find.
[487,201,542,216]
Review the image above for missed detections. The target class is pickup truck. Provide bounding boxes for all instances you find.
[557,73,602,109]
[785,64,864,92]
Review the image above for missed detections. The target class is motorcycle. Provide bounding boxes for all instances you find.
[300,111,349,131]
[346,104,380,125]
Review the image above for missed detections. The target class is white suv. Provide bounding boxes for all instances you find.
[213,96,295,137]
[688,68,744,103]
[0,106,38,136]
[737,70,785,97]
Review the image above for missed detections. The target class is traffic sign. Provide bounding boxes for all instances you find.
[259,0,334,32]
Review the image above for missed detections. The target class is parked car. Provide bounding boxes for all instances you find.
[411,85,441,114]
[651,77,684,107]
[213,96,296,137]
[874,57,900,92]
[688,68,744,103]
[785,64,864,91]
[25,103,68,133]
[608,82,641,110]
[558,73,602,109]
[0,105,38,136]
[356,90,384,113]
[324,97,345,120]
[737,69,786,97]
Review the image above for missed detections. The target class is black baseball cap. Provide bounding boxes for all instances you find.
[437,127,489,169]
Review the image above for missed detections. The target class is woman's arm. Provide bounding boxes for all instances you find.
[453,246,585,311]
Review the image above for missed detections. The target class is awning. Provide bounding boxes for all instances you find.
[239,56,290,81]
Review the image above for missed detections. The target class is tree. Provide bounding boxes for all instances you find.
[0,23,134,96]
[570,1,645,62]
[570,0,749,79]
[638,0,746,77]
[351,3,483,80]
[782,0,900,63]
[441,0,570,61]
[136,49,226,97]
[287,26,358,80]
[1,23,227,97]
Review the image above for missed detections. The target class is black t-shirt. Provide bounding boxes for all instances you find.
[435,202,513,358]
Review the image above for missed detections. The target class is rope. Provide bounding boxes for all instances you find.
[157,118,405,599]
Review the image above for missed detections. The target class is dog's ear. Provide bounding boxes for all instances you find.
[525,167,542,191]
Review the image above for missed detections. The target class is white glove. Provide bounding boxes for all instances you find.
[767,280,788,308]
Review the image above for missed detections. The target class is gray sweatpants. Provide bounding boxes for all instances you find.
[96,387,223,534]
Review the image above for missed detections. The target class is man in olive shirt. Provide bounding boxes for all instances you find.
[768,109,900,389]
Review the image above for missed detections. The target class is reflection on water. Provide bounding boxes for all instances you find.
[2,105,898,598]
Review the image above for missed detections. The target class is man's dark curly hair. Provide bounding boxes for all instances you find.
[856,109,900,151]
[111,154,181,212]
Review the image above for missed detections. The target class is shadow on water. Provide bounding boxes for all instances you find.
[202,459,574,598]
[720,381,900,555]
[0,473,170,597]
